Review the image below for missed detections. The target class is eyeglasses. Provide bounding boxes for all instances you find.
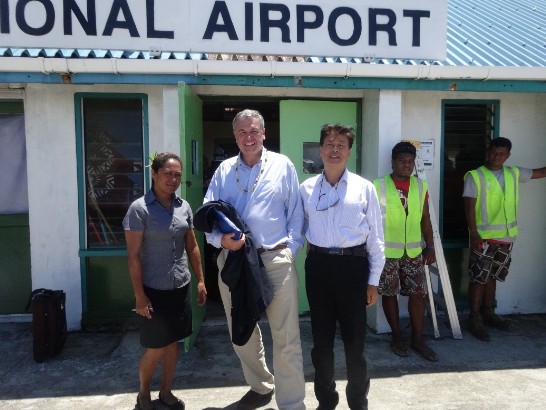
[316,177,340,211]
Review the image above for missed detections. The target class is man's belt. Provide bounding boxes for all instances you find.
[257,244,288,254]
[309,243,367,257]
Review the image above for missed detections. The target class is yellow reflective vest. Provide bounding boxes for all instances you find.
[374,175,427,258]
[466,165,519,239]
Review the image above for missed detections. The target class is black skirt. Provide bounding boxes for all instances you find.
[139,284,192,348]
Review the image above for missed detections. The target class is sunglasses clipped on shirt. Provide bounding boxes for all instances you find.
[316,177,340,211]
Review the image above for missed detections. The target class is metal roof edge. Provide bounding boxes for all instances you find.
[1,57,545,81]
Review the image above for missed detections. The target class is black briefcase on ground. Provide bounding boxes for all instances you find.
[28,288,67,363]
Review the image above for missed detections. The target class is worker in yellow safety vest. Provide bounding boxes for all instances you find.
[374,142,438,362]
[463,137,546,342]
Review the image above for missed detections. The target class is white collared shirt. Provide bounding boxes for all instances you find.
[300,169,385,285]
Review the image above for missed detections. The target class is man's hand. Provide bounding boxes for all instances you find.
[366,285,378,307]
[220,232,246,251]
[469,231,484,252]
[422,247,436,265]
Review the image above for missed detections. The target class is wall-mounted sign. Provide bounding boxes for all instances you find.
[417,139,434,170]
[0,0,447,60]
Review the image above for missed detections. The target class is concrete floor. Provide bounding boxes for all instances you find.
[1,303,546,409]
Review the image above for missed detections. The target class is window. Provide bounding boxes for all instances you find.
[0,101,27,214]
[442,102,497,242]
[303,142,323,174]
[79,96,146,248]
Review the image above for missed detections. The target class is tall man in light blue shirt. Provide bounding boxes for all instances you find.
[204,109,306,410]
[300,124,385,410]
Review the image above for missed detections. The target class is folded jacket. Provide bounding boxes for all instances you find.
[194,200,274,346]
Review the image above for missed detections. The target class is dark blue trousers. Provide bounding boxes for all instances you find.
[305,251,370,410]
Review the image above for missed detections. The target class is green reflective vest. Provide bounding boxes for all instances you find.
[466,165,519,239]
[374,175,427,258]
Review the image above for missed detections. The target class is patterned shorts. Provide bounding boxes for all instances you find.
[468,242,513,284]
[378,254,427,297]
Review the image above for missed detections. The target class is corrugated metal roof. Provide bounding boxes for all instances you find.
[0,0,545,67]
[445,1,546,67]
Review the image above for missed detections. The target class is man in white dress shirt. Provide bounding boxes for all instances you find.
[204,109,306,410]
[300,124,385,410]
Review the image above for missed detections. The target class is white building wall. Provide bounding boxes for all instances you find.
[25,84,81,330]
[494,93,546,313]
[402,90,546,315]
[24,84,176,330]
[366,90,546,333]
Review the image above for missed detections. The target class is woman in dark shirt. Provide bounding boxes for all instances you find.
[124,152,206,410]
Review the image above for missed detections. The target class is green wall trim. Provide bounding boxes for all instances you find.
[3,72,546,93]
[0,214,29,227]
[0,100,24,113]
[79,249,127,257]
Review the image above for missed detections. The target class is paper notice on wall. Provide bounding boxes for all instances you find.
[417,140,434,170]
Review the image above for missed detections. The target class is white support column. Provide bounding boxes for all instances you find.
[364,90,404,334]
[162,86,181,155]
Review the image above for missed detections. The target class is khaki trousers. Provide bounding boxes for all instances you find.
[217,248,306,410]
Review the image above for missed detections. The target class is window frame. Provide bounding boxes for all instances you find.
[75,93,149,256]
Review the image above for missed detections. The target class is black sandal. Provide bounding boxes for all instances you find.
[158,392,185,410]
[136,394,156,410]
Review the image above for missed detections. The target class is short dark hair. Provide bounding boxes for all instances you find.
[391,141,417,160]
[490,137,512,152]
[151,152,182,173]
[151,152,182,188]
[319,124,355,148]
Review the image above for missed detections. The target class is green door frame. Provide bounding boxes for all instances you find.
[178,83,206,350]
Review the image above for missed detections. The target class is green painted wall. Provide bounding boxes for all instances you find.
[280,100,358,313]
[0,214,31,314]
[82,256,135,324]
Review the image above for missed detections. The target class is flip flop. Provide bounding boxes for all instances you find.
[411,344,439,362]
[389,339,410,357]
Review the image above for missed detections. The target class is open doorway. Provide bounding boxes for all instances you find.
[201,100,280,311]
[198,97,359,316]
[441,101,498,306]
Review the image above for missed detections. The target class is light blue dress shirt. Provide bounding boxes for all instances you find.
[204,148,304,256]
[299,169,386,286]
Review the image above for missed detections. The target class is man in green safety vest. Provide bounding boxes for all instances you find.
[374,142,438,362]
[464,137,546,342]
